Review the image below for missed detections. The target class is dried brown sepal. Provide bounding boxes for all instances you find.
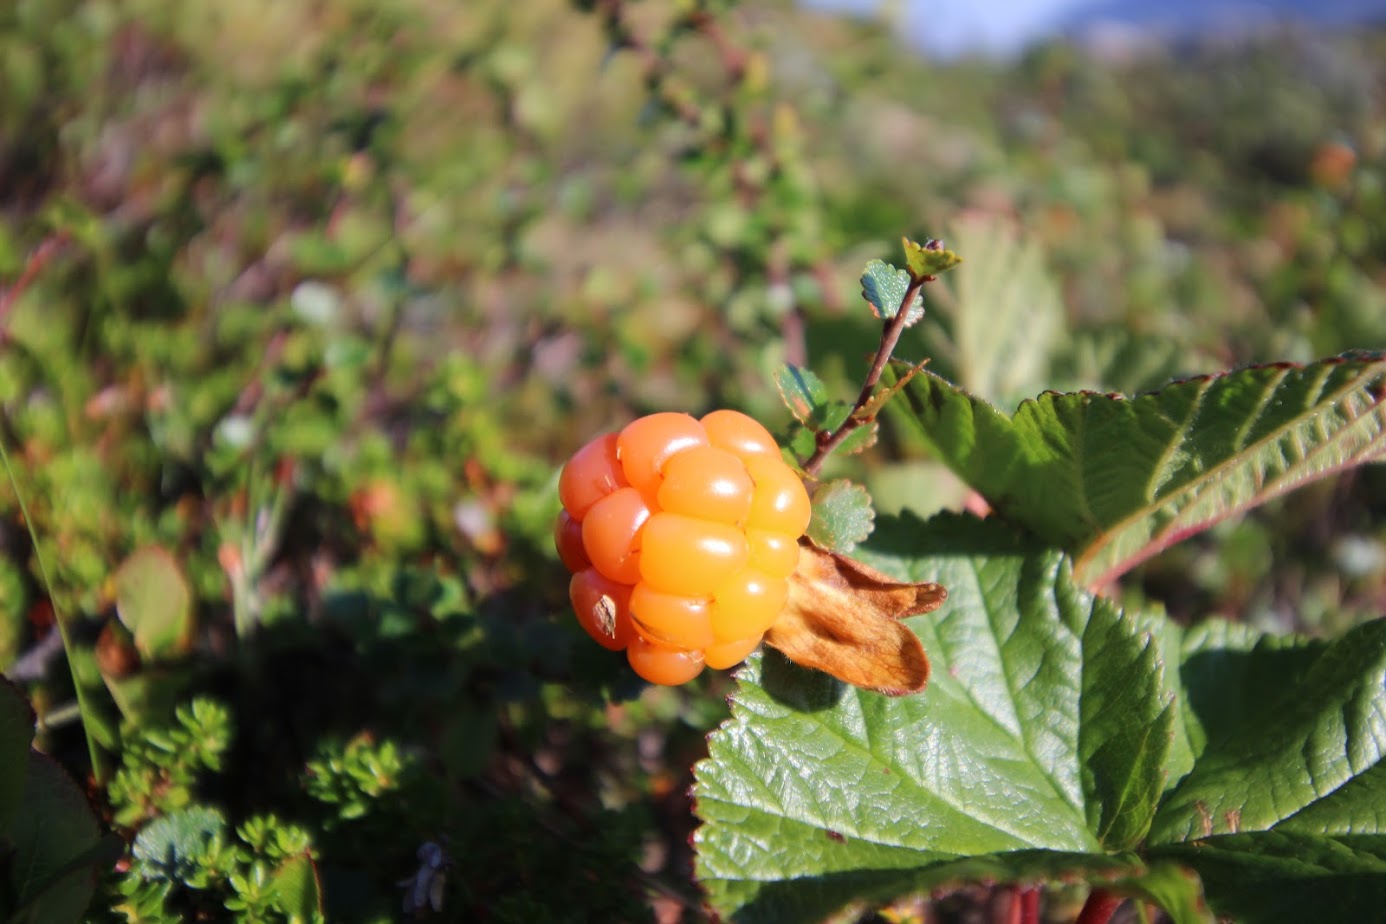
[765,543,946,696]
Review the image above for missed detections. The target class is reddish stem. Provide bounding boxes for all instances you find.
[0,233,70,334]
[1019,885,1040,924]
[1076,887,1124,924]
[801,272,927,477]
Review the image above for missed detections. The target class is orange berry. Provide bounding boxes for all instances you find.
[656,445,754,526]
[710,568,788,641]
[703,633,763,670]
[745,455,812,537]
[700,409,780,461]
[746,529,801,579]
[627,634,705,685]
[581,487,650,585]
[639,513,747,597]
[559,433,626,520]
[630,583,715,650]
[569,568,634,651]
[616,413,708,498]
[557,410,811,685]
[554,510,590,573]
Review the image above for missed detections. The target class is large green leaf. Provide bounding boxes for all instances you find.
[7,752,101,924]
[1149,617,1386,842]
[891,353,1386,588]
[694,513,1177,922]
[1136,616,1386,922]
[1155,833,1386,924]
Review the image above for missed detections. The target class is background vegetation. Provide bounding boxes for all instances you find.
[1,0,1384,919]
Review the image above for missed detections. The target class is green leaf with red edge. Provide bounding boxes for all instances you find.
[775,364,830,427]
[806,479,875,553]
[902,237,962,279]
[271,852,325,921]
[860,260,923,325]
[887,352,1386,589]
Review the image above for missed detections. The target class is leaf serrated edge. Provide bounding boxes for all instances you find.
[1074,357,1386,587]
[902,236,963,280]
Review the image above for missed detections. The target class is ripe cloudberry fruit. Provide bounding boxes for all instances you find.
[557,410,811,685]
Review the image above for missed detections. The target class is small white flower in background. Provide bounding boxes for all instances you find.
[399,840,447,914]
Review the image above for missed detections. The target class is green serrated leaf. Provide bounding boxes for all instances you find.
[787,425,817,459]
[860,260,923,325]
[902,237,962,279]
[1155,832,1386,924]
[806,480,875,552]
[270,853,324,922]
[695,513,1173,922]
[775,364,830,426]
[1149,618,1386,843]
[836,420,879,455]
[114,547,194,661]
[1130,615,1386,923]
[891,353,1386,588]
[815,399,853,433]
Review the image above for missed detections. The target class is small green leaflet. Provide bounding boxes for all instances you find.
[806,479,875,553]
[860,260,923,325]
[902,236,962,279]
[775,364,830,426]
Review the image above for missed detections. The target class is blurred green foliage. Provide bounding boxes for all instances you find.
[1,0,1385,918]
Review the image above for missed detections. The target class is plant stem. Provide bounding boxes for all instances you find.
[0,435,110,783]
[1019,885,1040,924]
[802,273,928,477]
[36,699,85,733]
[0,233,69,335]
[1076,887,1124,924]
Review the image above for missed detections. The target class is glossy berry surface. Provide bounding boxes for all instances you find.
[557,410,809,685]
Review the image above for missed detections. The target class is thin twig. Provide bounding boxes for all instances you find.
[801,273,928,477]
[0,435,110,783]
[0,233,70,336]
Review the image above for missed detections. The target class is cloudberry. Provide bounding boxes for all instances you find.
[557,410,810,685]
